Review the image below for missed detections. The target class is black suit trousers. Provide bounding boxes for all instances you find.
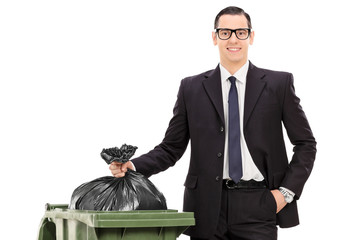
[191,187,278,240]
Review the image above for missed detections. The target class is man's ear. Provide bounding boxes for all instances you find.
[249,30,255,45]
[212,31,218,46]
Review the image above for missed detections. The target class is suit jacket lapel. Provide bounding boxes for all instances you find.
[244,62,266,128]
[201,63,266,128]
[202,65,225,125]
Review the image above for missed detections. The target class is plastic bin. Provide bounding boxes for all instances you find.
[38,204,195,240]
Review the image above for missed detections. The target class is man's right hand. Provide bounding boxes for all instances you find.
[109,161,134,178]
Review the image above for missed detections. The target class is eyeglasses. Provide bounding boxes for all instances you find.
[215,28,251,40]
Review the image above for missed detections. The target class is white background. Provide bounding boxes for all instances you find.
[1,0,359,239]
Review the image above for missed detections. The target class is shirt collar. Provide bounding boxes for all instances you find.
[219,60,250,84]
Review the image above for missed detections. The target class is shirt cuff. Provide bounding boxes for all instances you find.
[280,186,295,197]
[130,161,136,171]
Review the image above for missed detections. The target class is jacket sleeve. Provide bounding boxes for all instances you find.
[280,73,317,199]
[131,79,190,178]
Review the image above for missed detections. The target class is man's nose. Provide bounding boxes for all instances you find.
[229,32,239,43]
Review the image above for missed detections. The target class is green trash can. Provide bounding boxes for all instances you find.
[38,204,195,240]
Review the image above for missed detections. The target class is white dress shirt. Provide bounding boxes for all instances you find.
[220,61,264,181]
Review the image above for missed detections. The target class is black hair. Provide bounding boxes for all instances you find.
[214,6,252,29]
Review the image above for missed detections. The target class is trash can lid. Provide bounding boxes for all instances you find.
[44,207,195,228]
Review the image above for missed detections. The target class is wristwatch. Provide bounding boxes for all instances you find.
[279,187,295,204]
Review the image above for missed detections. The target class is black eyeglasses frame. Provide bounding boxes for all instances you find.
[215,28,252,40]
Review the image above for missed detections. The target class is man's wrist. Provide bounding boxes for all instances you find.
[279,187,295,203]
[129,161,136,171]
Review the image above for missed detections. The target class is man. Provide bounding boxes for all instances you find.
[110,6,316,240]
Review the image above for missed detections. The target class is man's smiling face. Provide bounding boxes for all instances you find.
[212,14,254,73]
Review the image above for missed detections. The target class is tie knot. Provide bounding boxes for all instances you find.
[229,76,236,85]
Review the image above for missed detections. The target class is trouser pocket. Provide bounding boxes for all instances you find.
[228,188,277,225]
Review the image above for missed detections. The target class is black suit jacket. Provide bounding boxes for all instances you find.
[132,62,317,238]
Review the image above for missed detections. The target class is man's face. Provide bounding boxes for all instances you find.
[212,14,254,70]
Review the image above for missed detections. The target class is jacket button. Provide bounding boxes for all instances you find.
[217,152,222,158]
[220,126,224,132]
[215,176,220,181]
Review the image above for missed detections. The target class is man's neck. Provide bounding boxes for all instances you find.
[220,61,249,82]
[220,60,248,75]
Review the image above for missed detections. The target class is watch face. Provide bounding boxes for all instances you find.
[280,188,294,203]
[285,194,293,203]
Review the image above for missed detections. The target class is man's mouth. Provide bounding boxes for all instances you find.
[227,47,241,52]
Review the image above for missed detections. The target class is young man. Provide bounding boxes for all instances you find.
[110,6,316,240]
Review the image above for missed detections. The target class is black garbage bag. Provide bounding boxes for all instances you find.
[69,144,167,211]
[100,144,138,165]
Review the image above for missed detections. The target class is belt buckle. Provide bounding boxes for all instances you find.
[225,179,236,189]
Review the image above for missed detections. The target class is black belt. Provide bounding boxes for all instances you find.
[223,179,267,189]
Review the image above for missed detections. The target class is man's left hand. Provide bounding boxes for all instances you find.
[271,189,287,213]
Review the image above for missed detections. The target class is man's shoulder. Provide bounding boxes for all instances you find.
[250,63,294,89]
[182,68,216,82]
[177,68,218,92]
[252,64,292,79]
